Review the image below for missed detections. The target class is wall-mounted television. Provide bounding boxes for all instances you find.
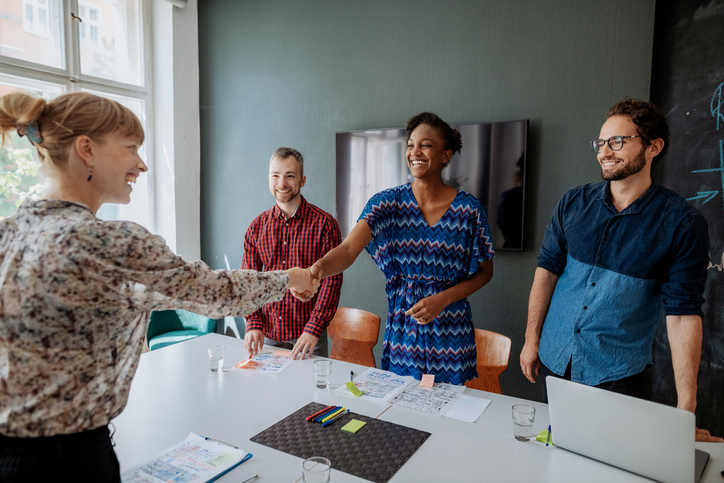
[336,119,528,251]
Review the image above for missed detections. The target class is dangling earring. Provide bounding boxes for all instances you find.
[87,166,93,182]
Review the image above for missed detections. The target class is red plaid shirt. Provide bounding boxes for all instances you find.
[241,196,342,340]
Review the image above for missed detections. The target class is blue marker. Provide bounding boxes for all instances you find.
[546,425,551,447]
[322,409,349,427]
[315,406,341,423]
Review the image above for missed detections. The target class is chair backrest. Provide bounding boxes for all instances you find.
[146,310,217,341]
[464,329,512,393]
[327,307,380,367]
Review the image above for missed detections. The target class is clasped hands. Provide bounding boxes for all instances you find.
[404,292,447,325]
[287,266,320,302]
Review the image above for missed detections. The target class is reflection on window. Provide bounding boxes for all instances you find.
[79,3,101,49]
[1,0,62,68]
[79,0,143,86]
[23,0,50,37]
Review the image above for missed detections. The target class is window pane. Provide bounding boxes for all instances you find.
[2,0,63,69]
[83,89,149,228]
[0,75,64,221]
[79,0,143,86]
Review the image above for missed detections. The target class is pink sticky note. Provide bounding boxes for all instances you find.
[273,350,292,357]
[420,374,435,388]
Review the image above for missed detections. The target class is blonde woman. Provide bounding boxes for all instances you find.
[0,92,317,482]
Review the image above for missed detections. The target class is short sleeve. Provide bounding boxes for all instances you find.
[537,194,569,276]
[357,188,396,262]
[468,196,495,275]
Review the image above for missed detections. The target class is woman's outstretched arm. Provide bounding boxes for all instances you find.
[309,219,372,280]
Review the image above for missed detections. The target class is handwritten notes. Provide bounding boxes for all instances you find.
[336,368,414,403]
[391,382,465,417]
[234,353,292,374]
[121,432,250,483]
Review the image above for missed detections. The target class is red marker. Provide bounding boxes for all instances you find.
[306,405,336,422]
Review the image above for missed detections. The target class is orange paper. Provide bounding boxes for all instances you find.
[420,374,435,388]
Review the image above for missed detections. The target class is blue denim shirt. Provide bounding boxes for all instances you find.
[537,180,709,386]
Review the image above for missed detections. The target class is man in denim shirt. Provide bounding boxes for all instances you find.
[520,98,722,442]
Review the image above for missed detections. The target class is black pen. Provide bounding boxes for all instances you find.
[350,370,354,381]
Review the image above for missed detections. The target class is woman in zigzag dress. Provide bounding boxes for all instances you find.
[311,112,494,385]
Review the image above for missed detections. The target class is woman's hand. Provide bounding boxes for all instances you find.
[404,292,449,325]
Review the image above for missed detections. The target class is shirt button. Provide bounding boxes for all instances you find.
[583,306,588,310]
[283,261,286,265]
[576,329,581,334]
[591,282,596,287]
[283,241,287,245]
[279,316,282,320]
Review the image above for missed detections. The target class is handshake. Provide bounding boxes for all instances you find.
[286,265,323,302]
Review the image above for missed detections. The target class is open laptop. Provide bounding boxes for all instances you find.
[546,377,710,483]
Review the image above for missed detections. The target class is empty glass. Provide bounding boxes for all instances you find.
[302,456,331,483]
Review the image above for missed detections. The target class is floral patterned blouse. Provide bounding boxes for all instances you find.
[0,200,289,437]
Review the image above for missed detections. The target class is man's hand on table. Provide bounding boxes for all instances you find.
[244,329,264,356]
[291,333,318,360]
[695,427,723,442]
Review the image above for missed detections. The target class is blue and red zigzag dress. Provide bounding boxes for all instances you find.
[359,183,495,385]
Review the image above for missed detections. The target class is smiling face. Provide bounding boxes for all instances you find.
[406,123,452,179]
[92,132,147,205]
[269,155,306,205]
[597,115,649,181]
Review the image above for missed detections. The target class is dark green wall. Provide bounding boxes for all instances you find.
[198,0,655,402]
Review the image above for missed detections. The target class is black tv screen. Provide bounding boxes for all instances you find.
[336,119,528,251]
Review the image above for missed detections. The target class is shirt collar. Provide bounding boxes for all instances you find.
[273,195,308,220]
[600,179,660,214]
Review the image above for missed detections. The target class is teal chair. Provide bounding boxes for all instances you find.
[147,310,218,351]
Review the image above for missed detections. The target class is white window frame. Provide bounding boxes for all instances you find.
[0,0,156,232]
[23,0,52,37]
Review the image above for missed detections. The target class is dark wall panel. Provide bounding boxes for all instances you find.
[649,0,724,437]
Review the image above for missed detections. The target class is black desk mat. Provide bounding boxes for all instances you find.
[250,402,431,483]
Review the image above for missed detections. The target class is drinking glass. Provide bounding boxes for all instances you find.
[302,456,331,483]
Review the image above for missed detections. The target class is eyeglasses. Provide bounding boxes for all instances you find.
[591,135,640,153]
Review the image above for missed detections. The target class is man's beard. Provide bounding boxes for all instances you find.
[601,147,646,181]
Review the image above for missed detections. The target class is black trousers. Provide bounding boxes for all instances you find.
[540,359,651,403]
[0,425,120,483]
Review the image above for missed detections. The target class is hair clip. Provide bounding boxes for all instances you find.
[17,120,43,144]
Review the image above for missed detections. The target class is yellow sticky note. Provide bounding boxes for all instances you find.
[420,374,435,388]
[346,381,364,397]
[341,419,366,433]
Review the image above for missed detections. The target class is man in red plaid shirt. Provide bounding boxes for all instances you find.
[242,148,343,359]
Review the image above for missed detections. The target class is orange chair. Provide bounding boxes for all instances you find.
[327,307,380,367]
[464,329,512,394]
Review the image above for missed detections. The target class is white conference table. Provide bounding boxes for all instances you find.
[112,333,724,482]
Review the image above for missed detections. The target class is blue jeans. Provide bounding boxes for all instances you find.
[0,425,120,483]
